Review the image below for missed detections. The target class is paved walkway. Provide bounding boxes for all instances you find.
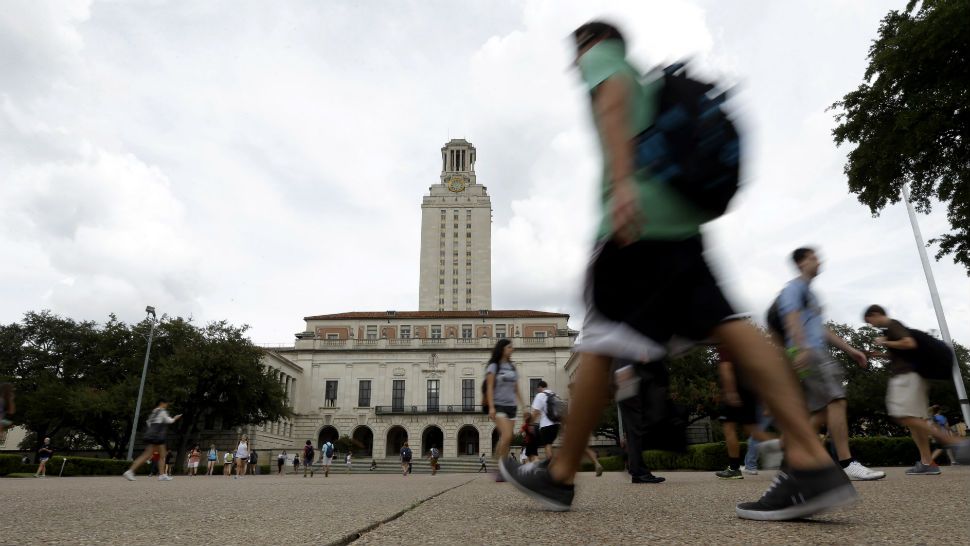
[3,467,968,545]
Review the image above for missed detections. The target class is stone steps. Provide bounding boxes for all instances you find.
[302,457,493,475]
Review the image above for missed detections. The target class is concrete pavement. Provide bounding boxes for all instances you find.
[3,467,968,545]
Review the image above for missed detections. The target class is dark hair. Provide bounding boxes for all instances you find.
[792,247,815,265]
[305,440,311,445]
[573,21,625,52]
[155,398,169,406]
[489,338,512,365]
[864,304,887,318]
[537,380,548,389]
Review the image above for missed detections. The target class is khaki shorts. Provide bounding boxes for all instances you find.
[886,372,928,419]
[802,350,847,413]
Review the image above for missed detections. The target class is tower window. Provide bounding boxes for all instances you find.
[466,224,471,229]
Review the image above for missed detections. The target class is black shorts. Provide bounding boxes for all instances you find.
[494,405,517,419]
[717,387,758,425]
[524,441,539,457]
[579,237,737,361]
[538,424,560,446]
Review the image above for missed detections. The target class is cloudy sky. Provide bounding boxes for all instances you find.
[2,0,967,346]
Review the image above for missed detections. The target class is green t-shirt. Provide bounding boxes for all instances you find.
[577,40,713,241]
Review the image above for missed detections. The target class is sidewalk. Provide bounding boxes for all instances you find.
[3,467,967,545]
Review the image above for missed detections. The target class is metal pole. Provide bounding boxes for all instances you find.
[126,318,156,460]
[902,185,970,425]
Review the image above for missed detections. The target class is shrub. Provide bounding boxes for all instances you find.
[1,454,151,477]
[580,437,921,472]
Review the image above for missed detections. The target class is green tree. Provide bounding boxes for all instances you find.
[831,0,970,273]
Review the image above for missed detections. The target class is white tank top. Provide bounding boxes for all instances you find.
[236,441,249,458]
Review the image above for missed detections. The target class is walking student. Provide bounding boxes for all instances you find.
[427,446,439,475]
[164,449,174,476]
[34,437,53,478]
[292,453,300,475]
[188,444,201,476]
[123,398,181,481]
[206,444,218,475]
[400,441,413,476]
[0,383,15,443]
[345,452,353,474]
[321,438,335,477]
[485,338,526,478]
[478,453,488,473]
[520,414,539,463]
[248,449,259,475]
[863,305,970,472]
[614,361,665,484]
[530,381,561,460]
[777,248,884,481]
[303,440,315,477]
[502,21,859,521]
[277,450,287,475]
[714,348,777,480]
[233,435,250,479]
[223,449,233,476]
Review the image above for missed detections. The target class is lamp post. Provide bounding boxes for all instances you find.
[127,306,158,461]
[902,185,970,425]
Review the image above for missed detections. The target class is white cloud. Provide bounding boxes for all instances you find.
[0,0,967,348]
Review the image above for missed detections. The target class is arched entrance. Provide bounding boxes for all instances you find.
[352,426,373,457]
[421,425,444,457]
[457,425,479,456]
[386,425,408,457]
[318,426,339,449]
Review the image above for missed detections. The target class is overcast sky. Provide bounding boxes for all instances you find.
[2,0,967,346]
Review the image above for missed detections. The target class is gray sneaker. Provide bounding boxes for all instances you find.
[905,461,941,475]
[950,439,970,465]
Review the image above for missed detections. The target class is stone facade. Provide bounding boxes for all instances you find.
[251,311,576,459]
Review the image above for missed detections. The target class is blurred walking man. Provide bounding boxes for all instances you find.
[501,21,858,521]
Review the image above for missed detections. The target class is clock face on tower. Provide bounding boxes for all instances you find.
[446,175,468,193]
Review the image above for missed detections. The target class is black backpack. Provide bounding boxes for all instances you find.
[765,289,811,343]
[895,327,954,381]
[634,63,740,216]
[544,391,566,423]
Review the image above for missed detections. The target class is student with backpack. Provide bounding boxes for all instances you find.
[303,440,315,477]
[502,21,860,521]
[484,338,526,479]
[530,381,562,460]
[771,248,884,482]
[427,445,440,475]
[123,398,181,482]
[321,438,335,477]
[863,305,970,473]
[400,441,413,476]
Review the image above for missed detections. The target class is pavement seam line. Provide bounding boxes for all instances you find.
[329,477,479,546]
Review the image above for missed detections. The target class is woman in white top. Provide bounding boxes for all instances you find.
[234,435,250,479]
[345,452,353,473]
[123,398,181,481]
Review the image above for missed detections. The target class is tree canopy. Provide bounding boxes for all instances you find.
[831,0,970,273]
[0,311,290,459]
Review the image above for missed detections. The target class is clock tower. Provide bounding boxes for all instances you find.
[418,139,492,311]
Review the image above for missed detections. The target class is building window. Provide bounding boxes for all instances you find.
[400,325,411,338]
[462,324,472,338]
[366,325,378,340]
[439,298,444,305]
[466,232,471,238]
[496,325,506,338]
[466,298,472,304]
[439,241,444,247]
[392,380,405,411]
[462,379,475,410]
[454,223,458,229]
[431,326,442,339]
[466,278,472,285]
[439,279,444,285]
[326,333,339,340]
[466,223,471,229]
[466,260,471,266]
[325,380,338,407]
[427,379,440,412]
[453,288,459,295]
[530,378,543,400]
[535,331,546,338]
[466,288,472,294]
[466,251,471,256]
[358,380,371,407]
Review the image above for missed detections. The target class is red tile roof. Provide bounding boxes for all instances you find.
[304,310,569,320]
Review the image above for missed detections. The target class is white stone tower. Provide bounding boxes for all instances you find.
[418,139,492,311]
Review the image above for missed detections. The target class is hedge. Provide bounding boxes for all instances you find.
[581,436,924,472]
[0,454,150,477]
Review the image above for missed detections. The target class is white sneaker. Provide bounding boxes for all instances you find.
[123,470,136,481]
[759,439,784,470]
[844,460,885,481]
[741,467,759,475]
[158,474,173,481]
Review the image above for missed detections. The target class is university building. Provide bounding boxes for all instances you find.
[250,139,578,459]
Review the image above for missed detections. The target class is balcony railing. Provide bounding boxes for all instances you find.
[375,404,480,415]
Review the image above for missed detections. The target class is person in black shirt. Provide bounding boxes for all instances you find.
[864,305,970,473]
[34,437,53,478]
